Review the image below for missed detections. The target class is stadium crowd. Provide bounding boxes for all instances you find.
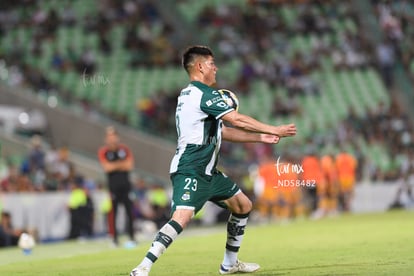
[0,135,81,192]
[372,0,414,82]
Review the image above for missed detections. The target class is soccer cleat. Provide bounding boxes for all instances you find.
[219,260,260,274]
[130,265,150,276]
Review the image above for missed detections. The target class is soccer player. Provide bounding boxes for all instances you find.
[335,151,357,212]
[130,45,296,275]
[98,126,136,247]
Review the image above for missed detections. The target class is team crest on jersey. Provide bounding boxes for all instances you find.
[181,192,191,201]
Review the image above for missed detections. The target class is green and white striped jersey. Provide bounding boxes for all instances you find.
[169,81,234,176]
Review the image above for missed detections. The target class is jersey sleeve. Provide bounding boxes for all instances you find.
[200,89,234,119]
[98,146,108,164]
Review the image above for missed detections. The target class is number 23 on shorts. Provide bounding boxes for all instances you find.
[184,177,198,191]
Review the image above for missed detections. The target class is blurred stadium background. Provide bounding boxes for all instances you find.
[0,0,413,245]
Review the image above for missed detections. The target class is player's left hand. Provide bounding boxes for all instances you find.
[260,134,280,144]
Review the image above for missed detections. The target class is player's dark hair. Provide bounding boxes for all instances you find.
[182,45,213,73]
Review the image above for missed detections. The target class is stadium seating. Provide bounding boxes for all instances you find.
[0,0,399,173]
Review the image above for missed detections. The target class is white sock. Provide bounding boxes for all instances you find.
[222,213,249,269]
[138,220,183,269]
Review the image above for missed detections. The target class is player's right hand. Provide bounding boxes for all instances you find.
[275,123,297,137]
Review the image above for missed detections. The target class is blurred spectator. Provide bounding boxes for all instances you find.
[0,211,22,247]
[301,151,323,213]
[32,5,48,27]
[51,50,67,72]
[137,97,157,131]
[43,146,60,191]
[67,176,90,240]
[388,164,414,209]
[60,3,77,27]
[136,91,176,136]
[16,174,35,192]
[98,33,112,55]
[22,65,51,92]
[313,154,339,218]
[65,45,79,69]
[0,157,10,191]
[0,163,19,192]
[147,185,170,228]
[29,35,43,57]
[7,65,24,87]
[98,126,136,246]
[235,56,256,94]
[132,178,154,221]
[336,150,358,212]
[44,8,60,38]
[376,38,396,88]
[44,146,59,173]
[272,95,301,117]
[15,135,45,191]
[54,147,73,187]
[377,4,403,45]
[78,47,97,75]
[276,155,304,220]
[253,154,279,221]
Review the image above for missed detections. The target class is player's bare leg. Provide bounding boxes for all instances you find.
[219,192,260,274]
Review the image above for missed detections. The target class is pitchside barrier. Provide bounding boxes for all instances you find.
[0,191,111,242]
[0,182,404,242]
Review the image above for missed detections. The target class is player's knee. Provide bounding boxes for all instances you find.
[234,198,252,215]
[240,198,253,214]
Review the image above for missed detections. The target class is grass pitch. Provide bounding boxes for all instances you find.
[0,210,413,275]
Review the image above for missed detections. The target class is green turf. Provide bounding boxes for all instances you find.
[0,210,413,275]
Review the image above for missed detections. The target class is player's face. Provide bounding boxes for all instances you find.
[105,132,119,149]
[201,56,218,86]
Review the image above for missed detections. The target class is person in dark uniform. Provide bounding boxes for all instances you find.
[98,126,136,246]
[0,211,22,247]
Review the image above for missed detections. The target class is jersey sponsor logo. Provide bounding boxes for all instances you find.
[118,149,127,159]
[205,96,225,107]
[155,232,173,247]
[181,191,191,201]
[106,152,115,160]
[161,234,172,244]
[180,89,191,96]
[105,148,127,161]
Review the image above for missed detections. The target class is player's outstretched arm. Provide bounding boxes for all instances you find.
[221,110,296,137]
[222,125,280,143]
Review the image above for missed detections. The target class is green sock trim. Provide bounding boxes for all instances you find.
[226,243,240,252]
[146,252,158,263]
[168,220,183,234]
[232,212,250,219]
